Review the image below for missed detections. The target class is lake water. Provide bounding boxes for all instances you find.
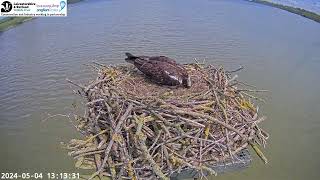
[1,0,320,179]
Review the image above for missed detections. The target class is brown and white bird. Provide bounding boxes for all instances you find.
[125,53,191,88]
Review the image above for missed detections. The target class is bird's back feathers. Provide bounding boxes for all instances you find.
[124,53,191,87]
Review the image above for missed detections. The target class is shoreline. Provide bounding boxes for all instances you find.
[247,0,320,23]
[0,17,34,32]
[0,0,84,32]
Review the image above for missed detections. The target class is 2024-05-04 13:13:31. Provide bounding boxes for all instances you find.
[0,172,80,179]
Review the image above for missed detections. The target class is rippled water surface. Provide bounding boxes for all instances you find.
[1,0,320,179]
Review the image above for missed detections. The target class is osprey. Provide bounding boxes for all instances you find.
[125,53,191,88]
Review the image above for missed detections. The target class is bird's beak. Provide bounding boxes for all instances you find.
[186,76,191,88]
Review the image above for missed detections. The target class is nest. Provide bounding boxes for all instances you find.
[65,63,269,180]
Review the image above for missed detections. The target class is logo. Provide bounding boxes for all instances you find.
[0,0,67,17]
[1,1,12,12]
[60,1,66,11]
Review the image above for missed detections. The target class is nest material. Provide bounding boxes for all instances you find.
[65,63,269,180]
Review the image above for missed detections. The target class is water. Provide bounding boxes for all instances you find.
[0,0,320,179]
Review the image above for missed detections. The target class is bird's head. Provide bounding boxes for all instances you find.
[183,75,192,88]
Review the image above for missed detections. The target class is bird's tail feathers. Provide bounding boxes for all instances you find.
[125,52,137,58]
[125,52,138,64]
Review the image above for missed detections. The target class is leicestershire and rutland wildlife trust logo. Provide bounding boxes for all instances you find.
[1,1,12,12]
[0,0,67,17]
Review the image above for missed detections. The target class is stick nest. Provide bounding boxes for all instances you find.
[65,63,269,180]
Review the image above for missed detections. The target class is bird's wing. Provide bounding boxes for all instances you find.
[136,61,161,78]
[136,61,182,85]
[133,56,151,66]
[149,56,177,65]
[163,69,182,84]
[160,63,184,85]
